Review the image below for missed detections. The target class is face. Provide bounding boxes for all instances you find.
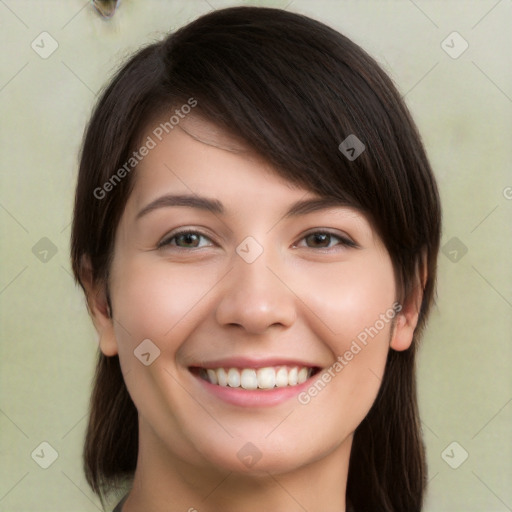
[90,114,416,478]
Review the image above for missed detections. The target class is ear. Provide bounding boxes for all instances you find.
[79,255,118,357]
[390,256,427,352]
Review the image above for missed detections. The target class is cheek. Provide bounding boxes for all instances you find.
[290,252,396,417]
[109,255,226,354]
[292,251,397,346]
[107,256,235,460]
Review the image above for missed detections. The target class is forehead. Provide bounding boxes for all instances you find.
[124,113,378,241]
[109,114,388,259]
[130,113,307,206]
[171,114,251,153]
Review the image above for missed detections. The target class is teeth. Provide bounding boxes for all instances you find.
[206,369,218,385]
[275,367,289,387]
[257,367,275,389]
[200,366,314,389]
[241,369,258,390]
[298,367,309,384]
[217,368,228,387]
[227,368,240,387]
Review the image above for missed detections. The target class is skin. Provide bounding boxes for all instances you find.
[83,113,421,512]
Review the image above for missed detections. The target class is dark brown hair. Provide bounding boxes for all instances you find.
[71,6,441,511]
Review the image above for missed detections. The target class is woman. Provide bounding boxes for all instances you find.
[71,6,441,511]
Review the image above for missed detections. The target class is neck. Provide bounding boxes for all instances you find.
[123,418,351,512]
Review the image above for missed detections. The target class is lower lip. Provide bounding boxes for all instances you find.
[191,371,316,407]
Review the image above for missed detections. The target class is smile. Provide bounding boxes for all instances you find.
[196,365,320,390]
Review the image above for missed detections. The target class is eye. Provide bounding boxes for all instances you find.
[295,230,357,250]
[158,229,214,249]
[157,229,356,251]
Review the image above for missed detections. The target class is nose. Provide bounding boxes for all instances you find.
[214,245,297,334]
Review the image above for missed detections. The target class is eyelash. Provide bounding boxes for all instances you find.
[157,229,357,251]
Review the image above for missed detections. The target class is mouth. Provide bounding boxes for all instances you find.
[190,365,322,390]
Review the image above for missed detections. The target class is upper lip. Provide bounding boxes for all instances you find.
[189,357,322,369]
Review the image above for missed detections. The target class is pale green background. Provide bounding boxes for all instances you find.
[1,1,511,511]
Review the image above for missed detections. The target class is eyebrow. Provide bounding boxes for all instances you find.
[136,193,353,220]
